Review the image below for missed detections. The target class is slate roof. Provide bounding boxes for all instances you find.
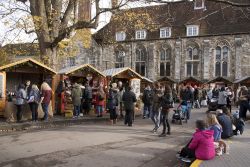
[94,1,250,44]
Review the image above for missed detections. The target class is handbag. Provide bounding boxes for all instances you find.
[27,96,35,103]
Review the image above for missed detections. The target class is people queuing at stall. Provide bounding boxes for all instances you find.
[13,80,52,123]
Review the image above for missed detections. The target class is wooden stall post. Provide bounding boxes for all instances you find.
[51,74,56,114]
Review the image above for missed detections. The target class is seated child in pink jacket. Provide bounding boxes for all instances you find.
[178,120,215,162]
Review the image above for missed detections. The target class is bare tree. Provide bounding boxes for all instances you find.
[0,0,130,68]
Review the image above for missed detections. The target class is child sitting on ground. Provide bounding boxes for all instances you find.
[177,120,215,163]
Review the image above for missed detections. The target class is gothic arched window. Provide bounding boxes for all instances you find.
[186,47,199,76]
[215,46,229,77]
[115,50,125,68]
[159,47,171,76]
[135,46,146,76]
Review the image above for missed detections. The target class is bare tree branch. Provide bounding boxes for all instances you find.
[61,0,75,30]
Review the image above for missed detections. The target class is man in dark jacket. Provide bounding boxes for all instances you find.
[142,85,153,119]
[193,85,201,109]
[82,82,92,115]
[122,86,137,126]
[151,82,163,132]
[180,85,194,120]
[217,110,233,139]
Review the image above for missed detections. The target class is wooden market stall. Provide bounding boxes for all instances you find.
[157,76,177,88]
[103,67,143,115]
[179,76,204,87]
[103,67,143,96]
[141,77,154,92]
[234,76,250,88]
[0,58,57,121]
[206,76,233,87]
[58,64,106,115]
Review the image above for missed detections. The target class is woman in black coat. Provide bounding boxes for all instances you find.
[159,85,173,137]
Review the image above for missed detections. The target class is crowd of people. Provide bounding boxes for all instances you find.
[8,78,250,164]
[139,82,248,163]
[13,80,52,122]
[59,79,137,126]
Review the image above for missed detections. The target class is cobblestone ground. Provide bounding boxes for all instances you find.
[0,107,248,167]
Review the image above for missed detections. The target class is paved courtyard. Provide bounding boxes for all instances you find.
[0,107,249,167]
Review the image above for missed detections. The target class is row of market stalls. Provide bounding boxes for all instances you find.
[0,58,249,121]
[0,59,146,121]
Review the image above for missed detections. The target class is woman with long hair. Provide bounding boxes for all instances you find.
[40,81,52,121]
[159,85,172,137]
[28,84,40,122]
[206,113,222,142]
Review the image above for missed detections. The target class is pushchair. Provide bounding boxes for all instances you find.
[208,97,218,111]
[172,102,188,125]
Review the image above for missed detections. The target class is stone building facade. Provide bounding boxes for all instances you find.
[93,34,250,82]
[63,0,250,82]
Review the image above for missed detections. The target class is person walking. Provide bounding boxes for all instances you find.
[217,87,228,109]
[95,86,105,117]
[193,85,201,109]
[71,82,82,118]
[117,81,124,118]
[159,85,173,137]
[107,83,119,125]
[151,82,163,132]
[142,84,153,119]
[15,84,26,122]
[226,87,234,113]
[40,81,52,121]
[238,86,249,120]
[28,84,40,122]
[180,85,193,120]
[122,86,136,127]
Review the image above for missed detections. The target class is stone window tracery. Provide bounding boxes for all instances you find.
[135,46,146,76]
[115,50,125,68]
[159,46,171,77]
[186,47,199,77]
[215,46,229,77]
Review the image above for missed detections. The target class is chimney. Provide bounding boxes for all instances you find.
[78,0,91,22]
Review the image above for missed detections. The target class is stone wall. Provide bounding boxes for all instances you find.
[60,34,250,82]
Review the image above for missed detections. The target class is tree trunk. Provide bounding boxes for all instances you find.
[40,46,58,70]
